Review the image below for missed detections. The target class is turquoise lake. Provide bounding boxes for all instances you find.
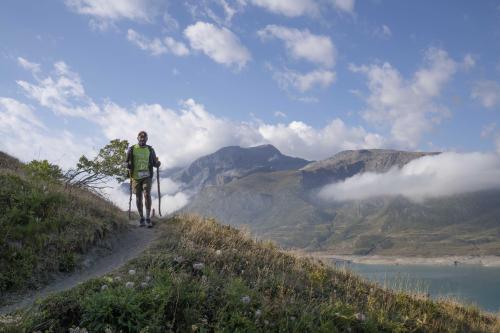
[332,262,500,313]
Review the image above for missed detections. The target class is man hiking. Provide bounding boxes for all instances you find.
[126,131,161,228]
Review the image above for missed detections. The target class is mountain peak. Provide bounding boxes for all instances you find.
[172,144,309,191]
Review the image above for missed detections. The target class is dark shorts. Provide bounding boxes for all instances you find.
[132,177,152,195]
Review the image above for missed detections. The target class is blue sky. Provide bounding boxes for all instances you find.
[1,0,500,171]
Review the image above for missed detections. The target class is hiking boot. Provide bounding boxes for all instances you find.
[146,218,153,228]
[139,218,146,227]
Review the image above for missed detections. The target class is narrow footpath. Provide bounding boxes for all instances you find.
[0,223,159,315]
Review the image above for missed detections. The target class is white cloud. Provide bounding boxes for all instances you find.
[374,24,392,39]
[319,152,500,202]
[13,59,386,166]
[0,97,94,169]
[127,29,167,55]
[64,0,158,24]
[462,54,476,70]
[249,0,318,17]
[471,80,500,109]
[258,25,336,68]
[350,47,458,148]
[481,123,497,138]
[17,61,100,119]
[272,68,336,92]
[184,21,251,69]
[274,111,287,118]
[258,119,385,160]
[330,0,355,13]
[17,57,40,73]
[127,29,189,56]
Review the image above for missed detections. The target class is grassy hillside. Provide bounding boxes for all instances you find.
[2,215,499,332]
[0,152,127,297]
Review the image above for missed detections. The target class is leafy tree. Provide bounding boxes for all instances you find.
[25,159,64,182]
[65,139,129,193]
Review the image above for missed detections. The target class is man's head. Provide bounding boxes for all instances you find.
[137,131,148,146]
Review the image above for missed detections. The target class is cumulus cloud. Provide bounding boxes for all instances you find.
[248,0,318,17]
[350,47,458,148]
[258,25,336,68]
[17,61,100,119]
[258,119,385,159]
[0,97,94,169]
[65,0,159,28]
[271,68,336,92]
[319,152,500,202]
[472,80,500,109]
[184,21,251,69]
[330,0,355,13]
[127,29,189,56]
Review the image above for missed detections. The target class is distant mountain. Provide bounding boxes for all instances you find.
[184,148,500,256]
[170,144,310,192]
[301,149,439,190]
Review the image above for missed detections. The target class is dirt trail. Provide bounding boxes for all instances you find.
[0,223,159,315]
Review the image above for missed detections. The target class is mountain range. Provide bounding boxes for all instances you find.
[167,145,500,256]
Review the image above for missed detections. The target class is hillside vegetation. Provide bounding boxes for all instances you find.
[2,215,499,332]
[0,152,127,297]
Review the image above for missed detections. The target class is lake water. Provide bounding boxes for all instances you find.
[332,261,500,313]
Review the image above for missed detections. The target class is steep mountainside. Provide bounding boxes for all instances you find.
[170,144,309,192]
[185,149,500,255]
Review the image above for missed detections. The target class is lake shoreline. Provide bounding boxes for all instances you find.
[292,252,500,267]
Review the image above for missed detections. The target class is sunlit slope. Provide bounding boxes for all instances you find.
[0,152,128,295]
[4,215,499,332]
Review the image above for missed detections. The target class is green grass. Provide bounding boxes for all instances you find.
[0,153,127,296]
[3,214,499,332]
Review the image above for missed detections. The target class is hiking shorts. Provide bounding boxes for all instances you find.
[132,177,152,195]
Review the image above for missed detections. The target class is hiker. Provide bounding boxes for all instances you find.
[126,131,161,227]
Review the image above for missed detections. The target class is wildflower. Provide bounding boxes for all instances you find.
[255,309,262,317]
[128,269,136,275]
[125,281,135,288]
[215,249,222,256]
[140,282,148,288]
[355,313,366,321]
[114,276,122,282]
[241,295,251,304]
[290,316,296,321]
[174,255,185,264]
[145,275,152,282]
[201,275,208,284]
[100,284,108,291]
[193,262,205,271]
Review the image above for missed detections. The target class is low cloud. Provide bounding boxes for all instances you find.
[319,152,500,202]
[184,21,251,69]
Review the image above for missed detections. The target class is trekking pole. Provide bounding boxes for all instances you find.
[128,170,132,220]
[156,166,162,216]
